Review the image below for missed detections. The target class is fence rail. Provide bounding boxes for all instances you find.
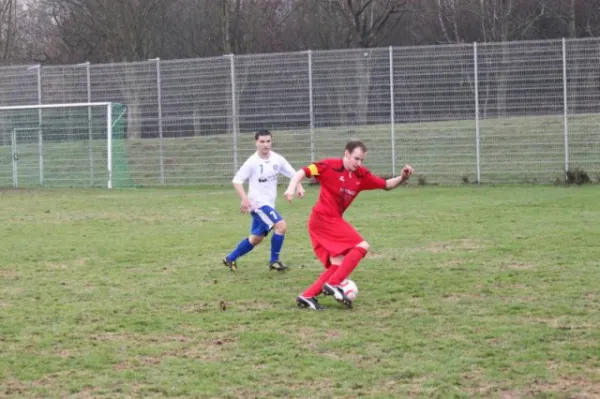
[0,37,599,187]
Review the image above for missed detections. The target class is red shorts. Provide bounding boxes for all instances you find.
[308,211,363,268]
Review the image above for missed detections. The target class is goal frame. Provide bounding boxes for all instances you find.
[0,102,116,188]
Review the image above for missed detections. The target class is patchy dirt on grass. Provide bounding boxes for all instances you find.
[4,380,27,397]
[503,262,536,270]
[0,267,18,278]
[292,327,346,352]
[502,376,600,399]
[439,258,468,267]
[221,378,337,398]
[113,355,162,370]
[464,375,600,398]
[523,316,596,331]
[441,292,489,302]
[367,248,406,260]
[423,239,485,253]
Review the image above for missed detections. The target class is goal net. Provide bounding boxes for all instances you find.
[0,102,133,188]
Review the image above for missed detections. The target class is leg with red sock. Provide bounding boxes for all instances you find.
[322,246,367,308]
[327,246,367,285]
[302,265,339,298]
[296,265,339,310]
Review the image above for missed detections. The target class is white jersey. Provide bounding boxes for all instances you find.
[232,151,296,209]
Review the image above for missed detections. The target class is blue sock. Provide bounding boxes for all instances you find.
[270,233,285,263]
[226,238,254,262]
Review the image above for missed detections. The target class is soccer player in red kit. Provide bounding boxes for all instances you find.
[283,140,414,310]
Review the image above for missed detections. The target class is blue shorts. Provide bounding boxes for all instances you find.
[250,205,283,236]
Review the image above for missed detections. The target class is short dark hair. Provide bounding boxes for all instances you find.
[255,129,272,140]
[345,140,367,154]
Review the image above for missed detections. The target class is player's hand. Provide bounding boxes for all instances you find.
[283,190,295,203]
[296,187,305,199]
[401,165,414,180]
[240,199,252,214]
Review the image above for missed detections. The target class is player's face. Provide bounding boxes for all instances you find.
[255,135,272,156]
[344,148,365,172]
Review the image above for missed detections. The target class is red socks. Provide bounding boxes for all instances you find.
[302,265,338,298]
[327,246,367,286]
[302,246,368,298]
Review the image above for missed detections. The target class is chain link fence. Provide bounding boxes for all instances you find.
[0,37,599,187]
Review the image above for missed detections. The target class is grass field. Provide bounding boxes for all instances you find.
[2,185,600,398]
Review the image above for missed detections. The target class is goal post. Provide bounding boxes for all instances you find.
[0,102,133,188]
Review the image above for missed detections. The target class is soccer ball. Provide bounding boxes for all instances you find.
[339,279,358,301]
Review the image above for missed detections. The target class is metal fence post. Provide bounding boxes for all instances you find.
[474,42,481,184]
[229,54,238,172]
[308,50,315,163]
[562,38,569,174]
[85,62,93,186]
[107,102,113,189]
[77,62,93,186]
[28,64,43,185]
[150,58,165,184]
[11,129,17,188]
[389,46,396,176]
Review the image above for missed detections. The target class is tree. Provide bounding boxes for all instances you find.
[311,0,410,48]
[0,0,17,62]
[40,0,177,63]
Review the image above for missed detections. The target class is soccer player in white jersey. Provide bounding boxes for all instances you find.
[222,129,304,272]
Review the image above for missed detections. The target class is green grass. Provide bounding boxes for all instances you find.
[1,113,599,188]
[2,185,600,398]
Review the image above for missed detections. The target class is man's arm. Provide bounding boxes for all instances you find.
[385,165,414,190]
[295,182,306,198]
[284,169,307,202]
[232,160,252,213]
[233,182,252,214]
[280,158,305,198]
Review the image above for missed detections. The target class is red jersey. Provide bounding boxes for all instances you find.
[302,158,386,217]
